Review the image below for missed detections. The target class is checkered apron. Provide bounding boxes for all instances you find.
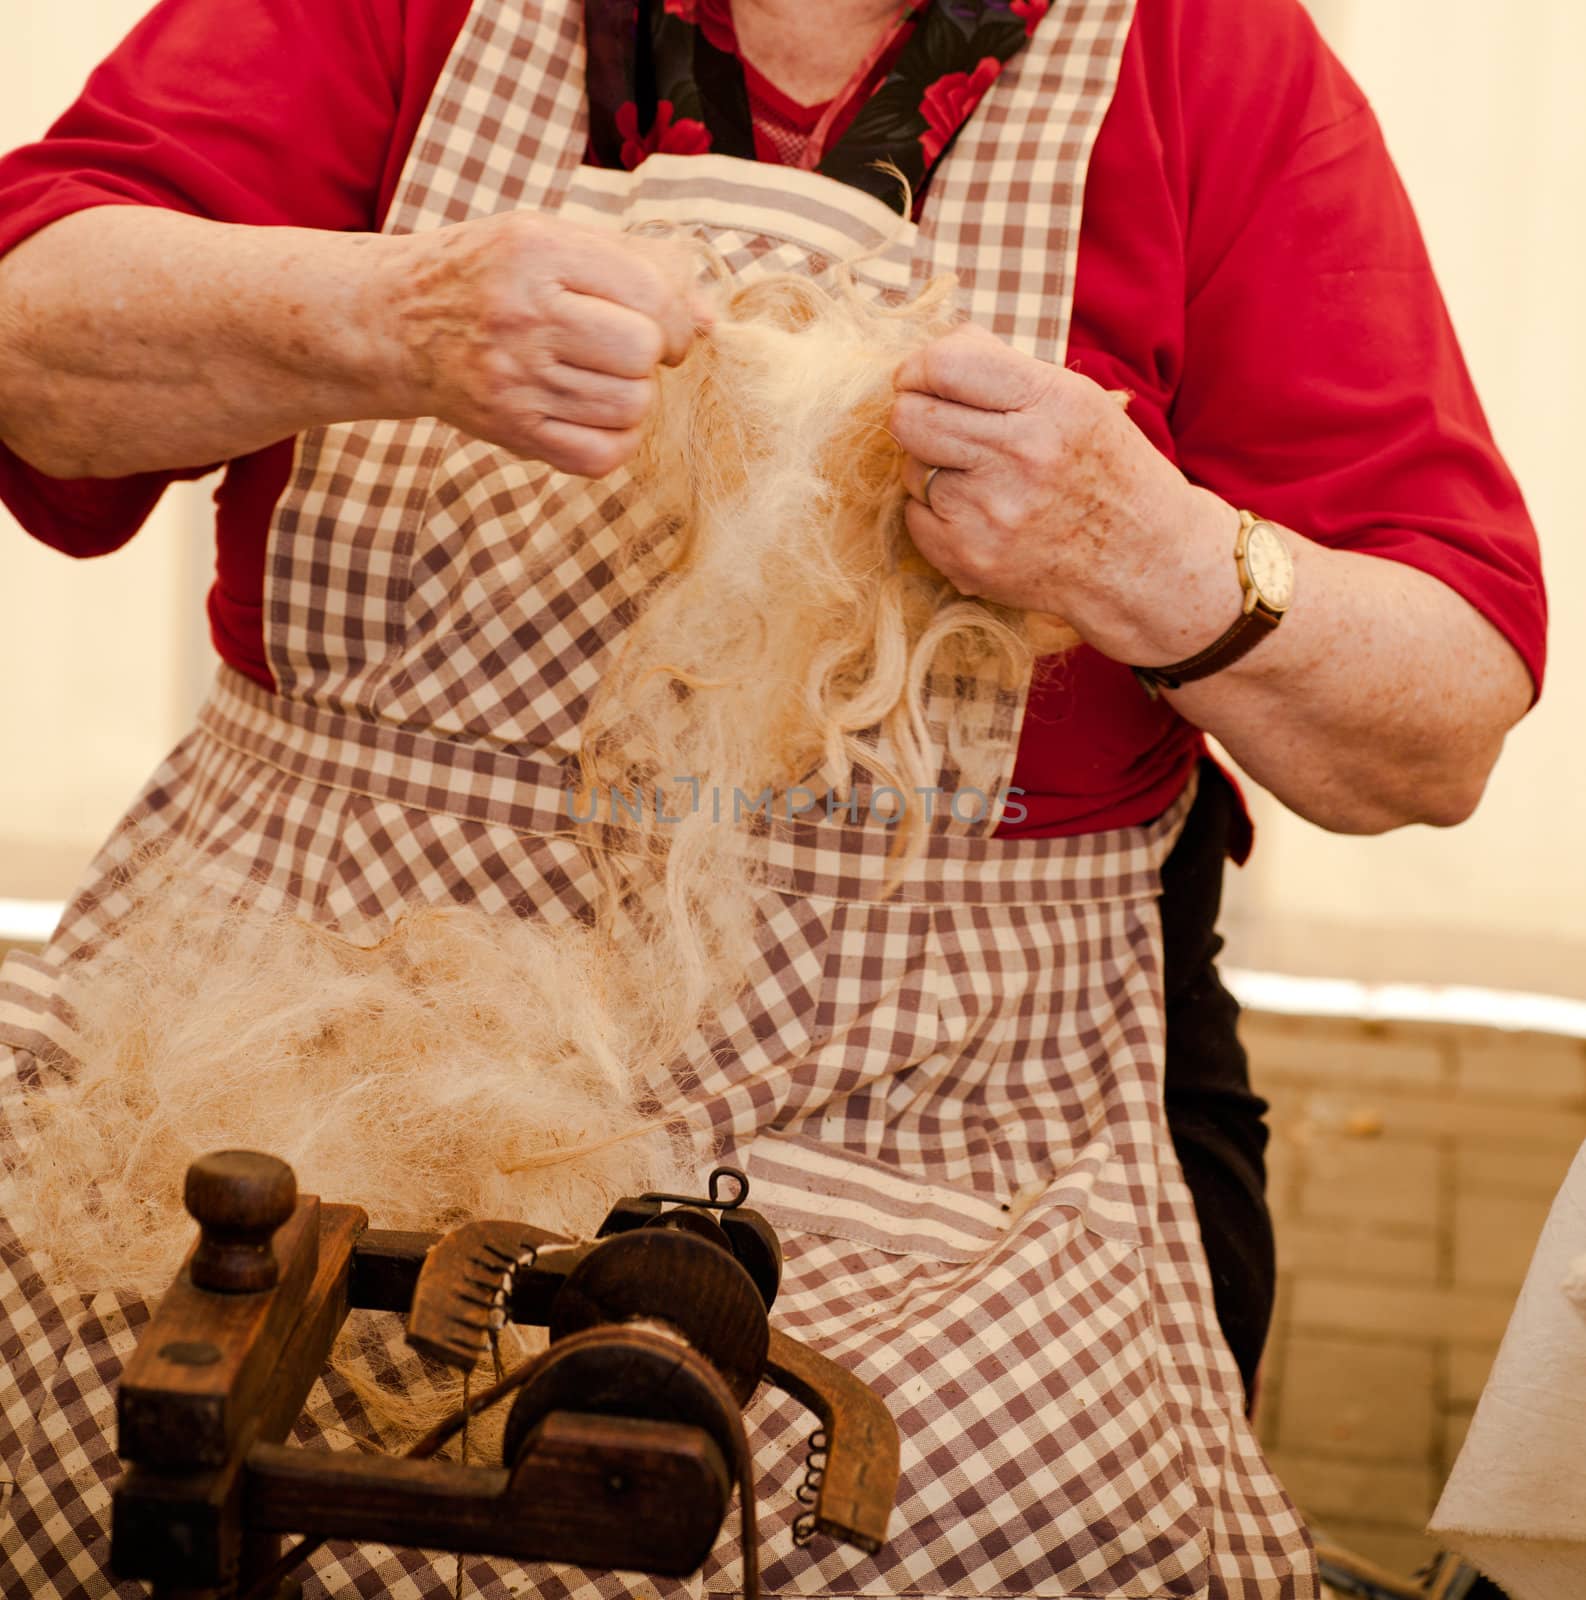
[0,0,1316,1594]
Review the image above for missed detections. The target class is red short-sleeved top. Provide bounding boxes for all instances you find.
[0,0,1546,847]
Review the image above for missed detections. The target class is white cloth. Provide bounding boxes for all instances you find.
[1429,1141,1586,1597]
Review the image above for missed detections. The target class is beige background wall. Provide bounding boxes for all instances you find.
[1,2,1582,989]
[0,0,216,897]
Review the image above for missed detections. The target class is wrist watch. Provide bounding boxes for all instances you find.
[1132,509,1295,697]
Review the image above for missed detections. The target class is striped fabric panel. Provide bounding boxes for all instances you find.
[744,1133,1143,1260]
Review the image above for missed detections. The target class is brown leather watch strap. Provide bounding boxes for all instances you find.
[1132,605,1281,697]
[1132,510,1293,696]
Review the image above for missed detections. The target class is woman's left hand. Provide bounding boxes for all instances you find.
[890,323,1233,665]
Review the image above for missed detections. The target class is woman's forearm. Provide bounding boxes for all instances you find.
[1154,496,1534,834]
[0,204,703,481]
[0,208,403,477]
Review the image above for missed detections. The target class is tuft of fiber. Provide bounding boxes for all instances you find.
[591,266,1068,854]
[5,882,693,1298]
[6,254,1075,1309]
[575,262,1074,1004]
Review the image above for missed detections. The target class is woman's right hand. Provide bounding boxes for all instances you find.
[382,211,707,478]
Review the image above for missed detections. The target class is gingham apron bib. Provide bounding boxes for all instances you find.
[0,1,1316,1595]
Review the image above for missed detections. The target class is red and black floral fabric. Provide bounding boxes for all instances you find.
[584,0,1047,208]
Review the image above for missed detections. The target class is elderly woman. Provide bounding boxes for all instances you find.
[0,0,1543,1595]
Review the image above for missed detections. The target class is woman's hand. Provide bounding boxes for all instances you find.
[0,207,706,480]
[890,322,1535,835]
[384,213,708,477]
[889,323,1230,665]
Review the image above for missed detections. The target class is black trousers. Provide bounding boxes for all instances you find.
[1159,761,1275,1399]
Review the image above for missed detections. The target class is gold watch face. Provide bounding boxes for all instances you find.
[1244,522,1295,611]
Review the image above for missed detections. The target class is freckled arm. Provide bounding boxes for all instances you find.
[0,203,701,482]
[0,208,409,478]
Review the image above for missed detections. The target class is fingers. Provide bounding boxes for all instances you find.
[636,234,719,363]
[889,389,1005,467]
[900,495,977,594]
[529,241,694,467]
[556,235,702,366]
[533,416,647,479]
[513,238,691,473]
[405,213,709,476]
[890,384,1008,524]
[895,324,1050,412]
[899,455,959,510]
[647,283,699,368]
[554,291,669,377]
[541,363,657,430]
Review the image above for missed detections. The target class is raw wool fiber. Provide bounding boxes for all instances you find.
[4,261,1070,1314]
[325,1310,542,1461]
[578,262,1074,1003]
[589,265,1066,862]
[4,875,694,1300]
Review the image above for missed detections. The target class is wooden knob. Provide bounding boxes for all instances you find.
[184,1150,297,1293]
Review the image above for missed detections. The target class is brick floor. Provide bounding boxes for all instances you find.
[1245,1011,1585,1576]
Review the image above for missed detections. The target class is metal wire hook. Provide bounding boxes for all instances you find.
[638,1164,750,1211]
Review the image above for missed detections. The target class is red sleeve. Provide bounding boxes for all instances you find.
[0,0,468,559]
[1165,0,1547,695]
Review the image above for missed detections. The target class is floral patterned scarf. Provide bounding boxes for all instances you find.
[584,0,1051,211]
